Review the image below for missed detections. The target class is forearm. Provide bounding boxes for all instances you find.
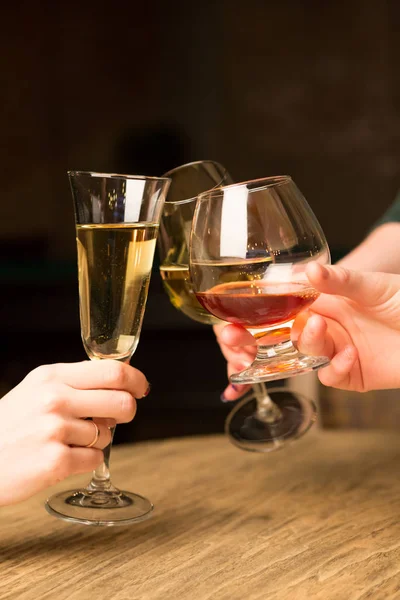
[338,222,400,274]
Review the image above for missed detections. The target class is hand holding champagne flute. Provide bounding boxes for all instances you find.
[45,171,170,526]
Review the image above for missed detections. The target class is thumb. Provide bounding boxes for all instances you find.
[306,263,398,307]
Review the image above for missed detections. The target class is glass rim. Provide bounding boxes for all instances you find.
[197,175,292,201]
[67,170,171,183]
[162,160,229,206]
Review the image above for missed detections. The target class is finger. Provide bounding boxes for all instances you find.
[218,324,256,348]
[68,446,104,474]
[318,345,358,389]
[306,263,396,307]
[213,323,226,338]
[293,313,335,359]
[69,389,137,423]
[291,310,310,348]
[30,361,150,399]
[223,361,253,401]
[218,343,255,370]
[221,383,251,401]
[93,417,116,428]
[67,418,112,450]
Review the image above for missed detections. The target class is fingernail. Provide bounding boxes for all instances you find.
[141,383,151,398]
[220,384,240,402]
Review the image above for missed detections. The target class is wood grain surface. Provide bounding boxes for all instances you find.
[1,431,400,600]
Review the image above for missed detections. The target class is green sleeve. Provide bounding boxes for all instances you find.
[373,191,400,227]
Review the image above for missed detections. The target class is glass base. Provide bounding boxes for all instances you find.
[45,488,154,526]
[225,388,316,452]
[230,353,330,385]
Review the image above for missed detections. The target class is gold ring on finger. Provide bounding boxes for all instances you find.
[84,420,100,448]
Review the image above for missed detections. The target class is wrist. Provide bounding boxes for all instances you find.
[338,223,400,274]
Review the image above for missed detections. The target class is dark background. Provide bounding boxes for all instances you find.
[1,0,400,440]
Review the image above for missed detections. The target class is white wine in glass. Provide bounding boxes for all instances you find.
[159,263,217,325]
[45,171,170,526]
[77,223,159,361]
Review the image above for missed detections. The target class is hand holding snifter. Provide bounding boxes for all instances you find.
[45,171,170,526]
[189,175,331,450]
[159,163,326,451]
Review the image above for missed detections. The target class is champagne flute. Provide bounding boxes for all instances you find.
[190,175,330,449]
[45,171,170,526]
[159,162,316,452]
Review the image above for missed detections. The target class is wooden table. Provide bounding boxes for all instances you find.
[2,430,400,600]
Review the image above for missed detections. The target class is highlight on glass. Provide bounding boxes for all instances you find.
[190,175,331,385]
[159,160,233,325]
[188,175,329,451]
[159,163,319,452]
[45,171,170,526]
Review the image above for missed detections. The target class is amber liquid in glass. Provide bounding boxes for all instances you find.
[196,281,319,328]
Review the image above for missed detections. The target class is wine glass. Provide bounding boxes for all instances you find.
[159,161,233,324]
[45,170,170,526]
[159,162,317,452]
[190,175,330,449]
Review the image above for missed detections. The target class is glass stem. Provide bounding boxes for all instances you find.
[86,357,128,494]
[86,356,131,492]
[253,382,283,423]
[87,426,116,492]
[255,339,297,360]
[249,321,297,362]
